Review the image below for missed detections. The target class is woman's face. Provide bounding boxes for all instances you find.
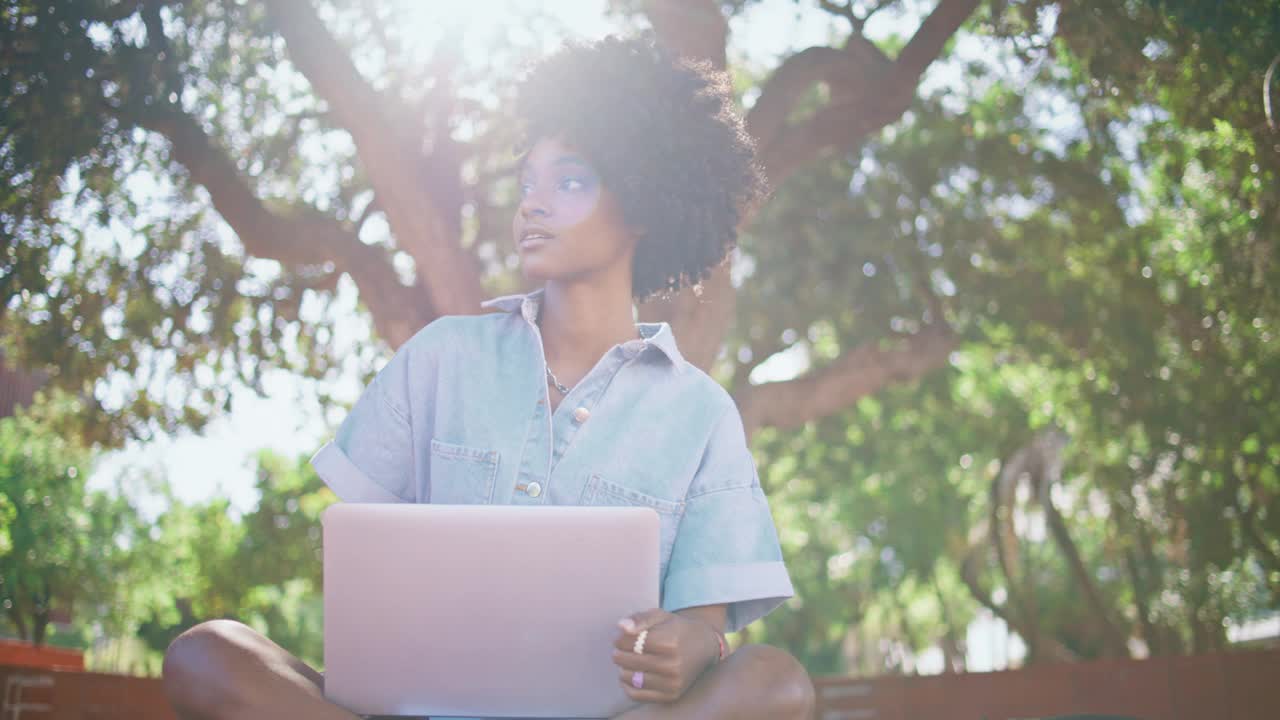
[512,135,637,287]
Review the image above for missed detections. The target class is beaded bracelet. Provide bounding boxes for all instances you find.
[713,629,727,663]
[688,615,729,664]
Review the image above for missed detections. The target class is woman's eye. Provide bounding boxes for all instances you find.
[559,177,585,192]
[519,181,533,196]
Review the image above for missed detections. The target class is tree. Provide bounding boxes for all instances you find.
[136,449,335,668]
[0,393,167,647]
[740,0,1280,668]
[0,392,331,666]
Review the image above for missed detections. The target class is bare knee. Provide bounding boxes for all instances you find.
[733,644,816,719]
[163,619,257,718]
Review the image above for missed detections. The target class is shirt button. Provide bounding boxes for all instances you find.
[573,407,590,423]
[525,481,543,498]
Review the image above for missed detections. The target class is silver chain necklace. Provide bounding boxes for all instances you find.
[538,305,642,396]
[545,365,570,395]
[539,303,572,396]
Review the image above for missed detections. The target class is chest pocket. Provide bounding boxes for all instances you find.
[428,438,499,504]
[580,473,684,577]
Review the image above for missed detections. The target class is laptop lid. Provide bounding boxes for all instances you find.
[322,503,660,718]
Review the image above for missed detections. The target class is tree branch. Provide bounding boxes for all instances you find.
[1123,546,1163,654]
[745,45,856,152]
[5,599,29,643]
[96,0,149,23]
[958,534,1078,664]
[638,257,737,371]
[817,0,859,29]
[895,0,980,81]
[1129,495,1182,653]
[754,0,980,187]
[990,444,1039,653]
[1031,430,1130,658]
[354,194,382,235]
[734,324,956,437]
[641,0,728,69]
[263,0,483,321]
[730,328,795,393]
[1238,477,1280,579]
[121,104,430,346]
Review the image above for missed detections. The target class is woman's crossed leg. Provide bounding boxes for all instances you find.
[162,620,814,720]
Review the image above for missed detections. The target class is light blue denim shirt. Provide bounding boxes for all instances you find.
[310,286,794,717]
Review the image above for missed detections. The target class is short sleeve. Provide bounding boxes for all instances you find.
[660,404,794,633]
[310,337,422,504]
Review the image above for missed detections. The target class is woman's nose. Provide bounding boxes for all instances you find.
[519,186,550,218]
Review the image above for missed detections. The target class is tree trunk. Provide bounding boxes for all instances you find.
[6,604,30,644]
[1032,432,1130,658]
[936,584,965,673]
[959,535,1078,664]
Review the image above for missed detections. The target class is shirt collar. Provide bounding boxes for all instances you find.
[480,287,685,371]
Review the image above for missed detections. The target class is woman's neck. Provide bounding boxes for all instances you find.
[537,281,640,374]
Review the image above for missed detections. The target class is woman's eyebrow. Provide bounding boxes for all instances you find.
[519,155,591,180]
[554,155,591,169]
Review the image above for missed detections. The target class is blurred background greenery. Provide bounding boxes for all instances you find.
[2,0,1278,678]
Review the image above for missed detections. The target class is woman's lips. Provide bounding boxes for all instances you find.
[519,231,553,252]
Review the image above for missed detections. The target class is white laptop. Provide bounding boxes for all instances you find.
[322,503,660,718]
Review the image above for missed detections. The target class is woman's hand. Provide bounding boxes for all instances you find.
[611,607,723,704]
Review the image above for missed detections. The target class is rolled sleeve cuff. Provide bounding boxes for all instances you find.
[660,561,794,633]
[310,440,408,503]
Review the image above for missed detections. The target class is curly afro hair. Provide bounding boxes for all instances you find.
[513,33,765,303]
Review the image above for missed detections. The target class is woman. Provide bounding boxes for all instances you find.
[162,34,814,719]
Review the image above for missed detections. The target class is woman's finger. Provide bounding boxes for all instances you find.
[618,675,676,704]
[613,630,640,653]
[613,624,672,654]
[611,648,674,675]
[617,665,675,690]
[618,607,670,635]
